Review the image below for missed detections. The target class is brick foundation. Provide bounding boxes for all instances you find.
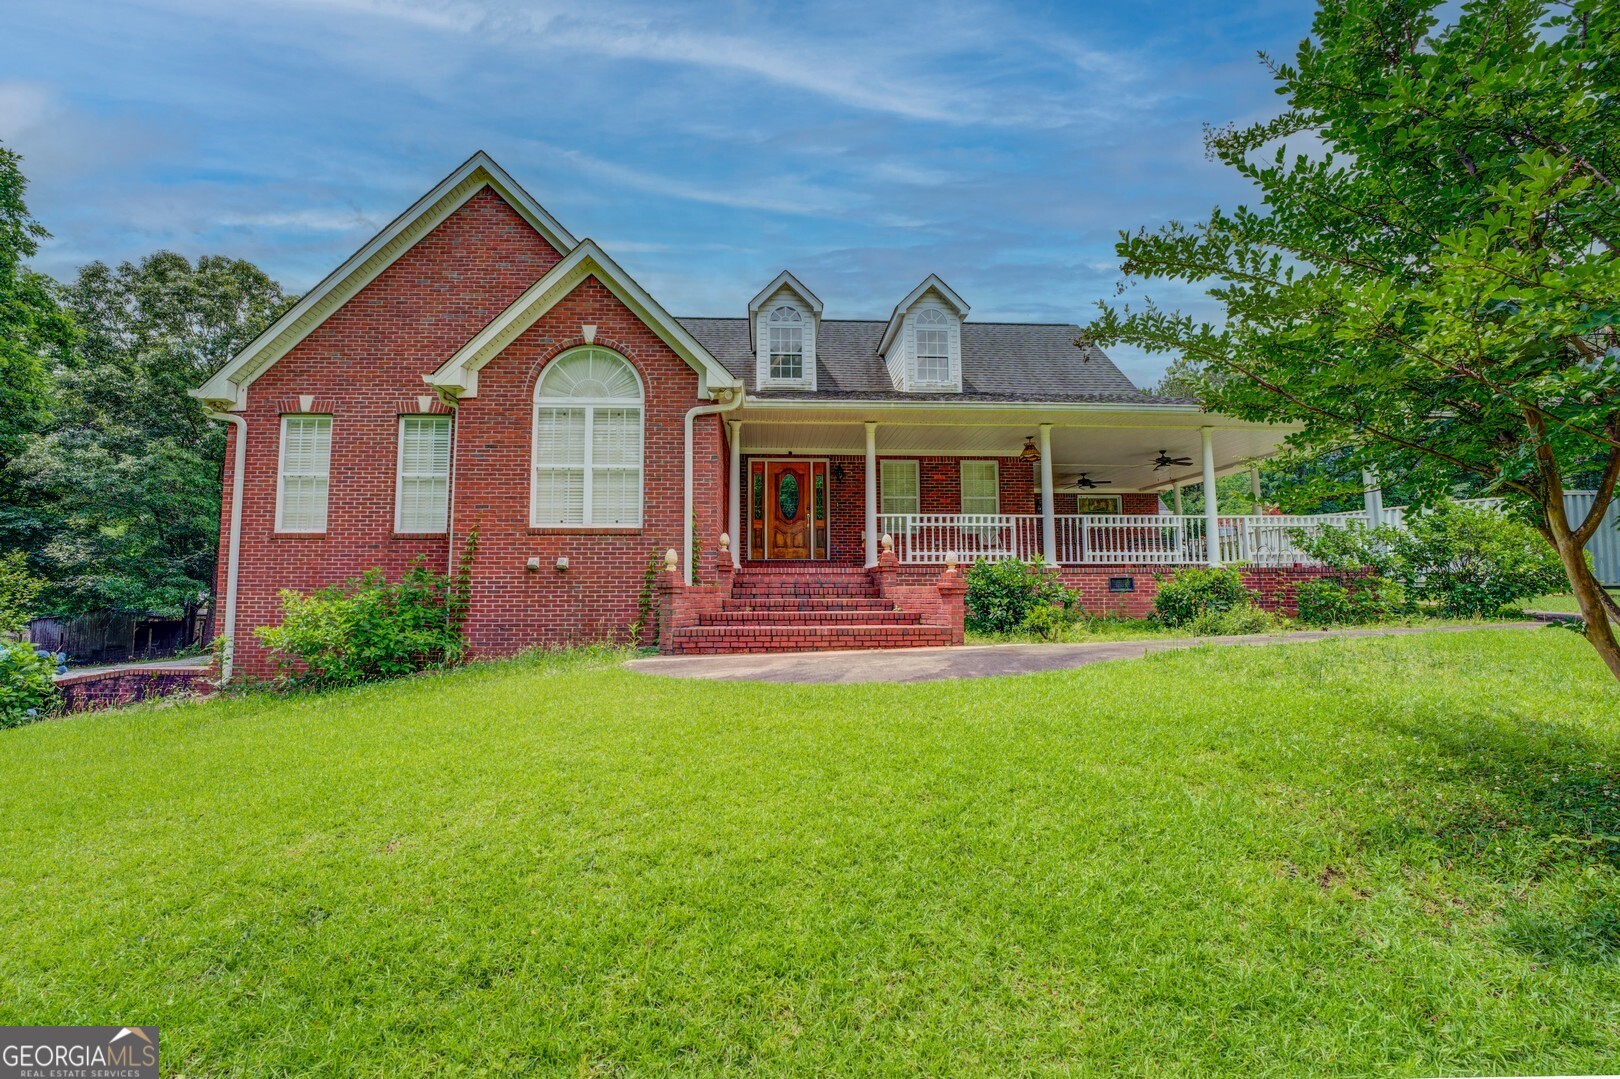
[54,666,214,713]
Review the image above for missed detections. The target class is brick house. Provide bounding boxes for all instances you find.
[193,153,1314,679]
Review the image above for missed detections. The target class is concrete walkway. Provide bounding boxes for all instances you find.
[624,622,1544,684]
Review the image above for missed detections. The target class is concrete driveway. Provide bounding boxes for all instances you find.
[624,622,1544,684]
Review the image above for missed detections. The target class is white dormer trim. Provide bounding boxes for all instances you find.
[747,271,821,392]
[191,151,578,411]
[881,276,968,393]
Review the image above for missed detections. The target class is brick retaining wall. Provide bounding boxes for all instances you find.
[54,666,214,713]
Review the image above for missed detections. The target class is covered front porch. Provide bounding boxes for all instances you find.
[720,400,1329,572]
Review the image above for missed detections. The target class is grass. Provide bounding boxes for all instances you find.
[965,612,1506,646]
[1526,588,1620,614]
[3,631,1620,1075]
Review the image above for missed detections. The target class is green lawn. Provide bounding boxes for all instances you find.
[3,632,1619,1075]
[1526,589,1620,614]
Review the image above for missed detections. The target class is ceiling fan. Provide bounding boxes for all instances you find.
[1074,472,1113,489]
[1152,449,1195,471]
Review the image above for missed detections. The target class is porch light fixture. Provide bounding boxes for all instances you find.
[1019,435,1040,463]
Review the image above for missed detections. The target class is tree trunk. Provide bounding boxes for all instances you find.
[1545,494,1620,681]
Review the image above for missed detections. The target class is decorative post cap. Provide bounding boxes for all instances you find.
[719,532,731,554]
[880,533,894,553]
[664,548,678,573]
[945,551,959,572]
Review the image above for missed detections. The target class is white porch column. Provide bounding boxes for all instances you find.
[1249,464,1263,515]
[1172,480,1183,515]
[864,421,878,568]
[1038,423,1057,566]
[1201,425,1220,567]
[727,420,742,567]
[1362,468,1384,528]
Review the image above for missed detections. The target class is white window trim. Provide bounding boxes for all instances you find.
[275,414,332,534]
[529,348,646,529]
[960,459,1000,515]
[909,305,959,391]
[880,459,921,516]
[394,415,452,534]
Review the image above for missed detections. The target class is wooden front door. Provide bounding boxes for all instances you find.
[766,461,812,559]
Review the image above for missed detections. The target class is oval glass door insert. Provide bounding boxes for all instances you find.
[777,472,801,520]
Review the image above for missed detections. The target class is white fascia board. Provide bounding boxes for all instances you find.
[877,274,971,356]
[426,239,742,399]
[190,151,578,410]
[747,270,824,342]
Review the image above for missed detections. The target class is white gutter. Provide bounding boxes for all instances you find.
[204,410,247,684]
[684,389,745,585]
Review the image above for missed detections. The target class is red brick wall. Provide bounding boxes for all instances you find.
[55,667,213,713]
[1051,492,1163,515]
[450,276,717,657]
[219,187,567,678]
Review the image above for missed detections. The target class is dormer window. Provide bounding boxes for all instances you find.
[768,306,804,381]
[914,308,951,383]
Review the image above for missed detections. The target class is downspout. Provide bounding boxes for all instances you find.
[444,397,461,576]
[204,410,247,684]
[684,388,745,585]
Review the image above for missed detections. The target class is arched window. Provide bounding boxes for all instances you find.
[532,347,643,527]
[768,305,804,381]
[914,307,952,383]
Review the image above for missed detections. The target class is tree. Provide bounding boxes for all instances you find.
[6,252,293,624]
[0,143,71,468]
[1084,0,1620,678]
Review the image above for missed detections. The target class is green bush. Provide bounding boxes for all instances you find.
[1296,500,1567,618]
[1153,567,1257,627]
[0,642,60,729]
[1187,602,1283,636]
[0,551,43,637]
[255,559,469,688]
[964,560,1072,635]
[1293,575,1406,626]
[1019,602,1073,640]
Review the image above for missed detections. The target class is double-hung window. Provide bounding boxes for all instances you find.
[960,460,1000,515]
[277,415,332,532]
[396,415,452,532]
[532,347,644,527]
[880,459,920,534]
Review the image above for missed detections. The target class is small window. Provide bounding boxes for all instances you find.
[768,305,804,381]
[880,459,920,517]
[914,308,951,383]
[960,460,999,515]
[277,415,332,533]
[1108,576,1136,593]
[396,415,452,533]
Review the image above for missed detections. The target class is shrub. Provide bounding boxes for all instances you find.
[1152,567,1257,627]
[1187,602,1283,636]
[965,559,1071,634]
[0,642,60,729]
[1389,502,1567,617]
[255,559,469,688]
[1019,602,1073,640]
[1296,500,1567,618]
[1293,575,1405,626]
[0,550,43,637]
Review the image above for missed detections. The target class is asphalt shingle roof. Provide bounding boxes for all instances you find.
[676,317,1192,405]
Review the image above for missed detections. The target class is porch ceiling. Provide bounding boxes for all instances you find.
[733,403,1297,493]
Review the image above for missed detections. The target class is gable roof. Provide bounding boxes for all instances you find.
[191,151,578,409]
[747,270,824,342]
[679,317,1182,404]
[428,240,742,399]
[878,274,970,355]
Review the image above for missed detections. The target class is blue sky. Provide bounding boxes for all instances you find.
[0,0,1312,387]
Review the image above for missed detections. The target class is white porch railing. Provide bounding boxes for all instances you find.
[878,511,1374,567]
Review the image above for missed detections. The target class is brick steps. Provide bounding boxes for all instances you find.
[700,609,923,626]
[668,624,955,653]
[721,597,893,612]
